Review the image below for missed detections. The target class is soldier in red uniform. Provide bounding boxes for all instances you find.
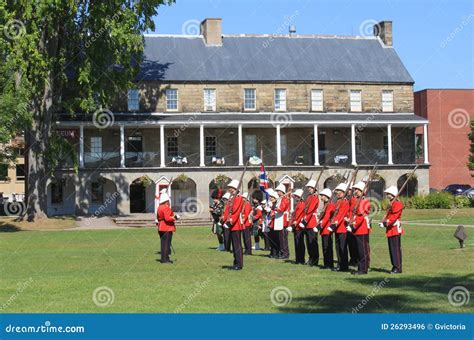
[317,188,335,269]
[348,182,371,275]
[328,183,350,272]
[290,189,305,264]
[156,192,178,264]
[275,184,290,259]
[241,192,253,255]
[251,198,264,251]
[221,179,245,270]
[298,179,320,266]
[266,189,280,259]
[380,185,404,274]
[346,187,359,267]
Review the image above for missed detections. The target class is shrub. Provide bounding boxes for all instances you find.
[454,195,471,208]
[423,192,454,209]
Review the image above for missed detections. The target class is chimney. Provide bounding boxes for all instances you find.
[373,20,392,46]
[200,18,222,46]
[289,25,296,36]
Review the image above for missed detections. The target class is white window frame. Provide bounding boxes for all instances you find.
[350,90,362,112]
[281,134,287,157]
[166,89,179,111]
[382,90,394,112]
[127,89,140,111]
[244,135,257,157]
[274,89,287,111]
[90,137,102,155]
[203,88,216,112]
[311,89,324,112]
[205,136,217,156]
[244,88,256,111]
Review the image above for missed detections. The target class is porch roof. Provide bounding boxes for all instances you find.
[57,112,429,127]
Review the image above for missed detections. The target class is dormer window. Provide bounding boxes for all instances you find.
[127,89,139,111]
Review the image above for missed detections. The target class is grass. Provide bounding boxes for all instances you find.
[1,215,473,313]
[0,216,77,231]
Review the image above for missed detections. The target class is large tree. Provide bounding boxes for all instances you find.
[0,0,173,221]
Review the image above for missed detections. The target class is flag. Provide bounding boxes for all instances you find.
[259,163,269,201]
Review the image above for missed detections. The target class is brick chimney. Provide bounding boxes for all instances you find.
[373,21,392,46]
[200,18,222,46]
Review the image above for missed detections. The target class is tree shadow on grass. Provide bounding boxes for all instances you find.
[0,223,22,232]
[279,274,474,313]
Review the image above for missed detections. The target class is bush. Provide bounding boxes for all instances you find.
[391,192,472,209]
[454,195,472,208]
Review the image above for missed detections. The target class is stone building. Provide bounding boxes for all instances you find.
[52,18,429,217]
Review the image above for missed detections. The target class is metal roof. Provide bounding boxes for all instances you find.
[138,35,414,83]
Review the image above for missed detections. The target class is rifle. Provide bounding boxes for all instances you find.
[380,165,418,223]
[222,161,249,228]
[352,164,377,214]
[328,168,358,228]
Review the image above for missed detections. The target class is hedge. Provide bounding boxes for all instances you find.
[380,192,473,209]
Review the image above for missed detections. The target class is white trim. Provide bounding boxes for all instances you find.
[79,125,84,169]
[199,124,205,167]
[160,125,165,168]
[313,124,319,166]
[351,124,357,166]
[423,124,429,164]
[387,124,393,165]
[276,125,282,166]
[120,125,125,168]
[238,124,243,165]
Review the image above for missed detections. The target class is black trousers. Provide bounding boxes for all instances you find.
[230,230,244,268]
[347,232,359,264]
[224,228,232,251]
[269,229,280,257]
[335,233,348,270]
[263,231,271,250]
[356,234,370,273]
[388,235,402,272]
[159,231,173,262]
[243,228,252,255]
[321,234,334,268]
[304,228,319,265]
[279,229,289,258]
[294,229,306,264]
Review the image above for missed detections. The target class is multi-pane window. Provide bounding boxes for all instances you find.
[90,137,102,154]
[15,164,25,181]
[91,182,103,204]
[166,89,178,111]
[205,136,217,156]
[382,90,394,112]
[167,136,178,157]
[127,89,140,111]
[311,89,324,111]
[244,89,256,110]
[0,164,8,181]
[355,135,362,152]
[244,135,257,157]
[383,135,388,151]
[281,134,287,157]
[51,182,63,204]
[350,90,362,112]
[204,89,216,112]
[274,89,287,111]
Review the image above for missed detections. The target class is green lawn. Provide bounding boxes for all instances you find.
[1,215,473,313]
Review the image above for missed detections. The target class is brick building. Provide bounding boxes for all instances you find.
[52,18,429,217]
[415,89,474,190]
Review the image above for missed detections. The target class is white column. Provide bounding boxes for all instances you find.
[387,124,393,165]
[423,123,429,164]
[276,125,282,166]
[238,124,243,166]
[79,125,84,168]
[120,125,125,168]
[313,124,320,166]
[199,124,205,167]
[351,124,357,166]
[160,125,165,168]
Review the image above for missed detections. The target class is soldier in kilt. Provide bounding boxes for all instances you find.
[209,189,229,251]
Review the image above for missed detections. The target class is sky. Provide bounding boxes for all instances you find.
[150,0,474,90]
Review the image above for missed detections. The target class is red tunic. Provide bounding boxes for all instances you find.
[157,203,176,232]
[221,195,245,231]
[303,194,319,229]
[332,198,349,234]
[347,196,358,221]
[252,206,263,226]
[385,200,404,238]
[352,198,371,236]
[242,201,252,228]
[275,196,290,227]
[320,202,336,236]
[290,201,305,230]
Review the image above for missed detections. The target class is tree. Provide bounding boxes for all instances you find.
[0,0,173,221]
[469,118,474,172]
